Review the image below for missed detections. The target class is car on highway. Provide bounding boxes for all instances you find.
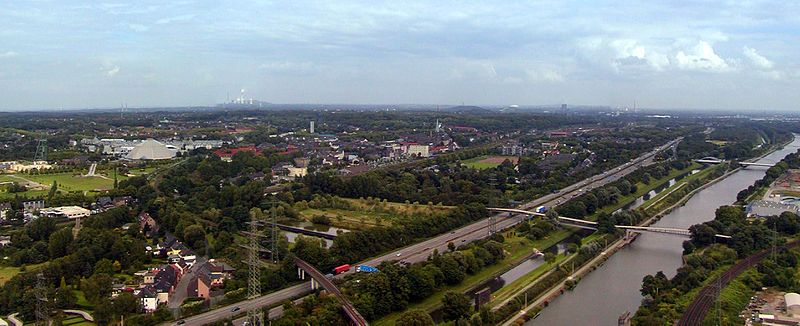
[231,306,241,312]
[176,321,186,325]
[396,252,402,257]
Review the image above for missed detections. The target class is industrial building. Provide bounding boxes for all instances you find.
[126,139,178,160]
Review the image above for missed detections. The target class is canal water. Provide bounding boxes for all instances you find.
[530,138,800,326]
[472,231,589,296]
[280,220,349,248]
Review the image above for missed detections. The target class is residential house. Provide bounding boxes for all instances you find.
[187,273,212,299]
[138,287,158,312]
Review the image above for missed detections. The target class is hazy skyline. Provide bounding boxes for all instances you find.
[1,1,799,111]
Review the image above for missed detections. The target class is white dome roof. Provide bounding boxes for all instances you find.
[787,293,800,308]
[126,139,177,160]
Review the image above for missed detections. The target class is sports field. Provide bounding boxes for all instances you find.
[462,155,519,169]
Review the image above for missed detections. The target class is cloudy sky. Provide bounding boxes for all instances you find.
[1,1,799,111]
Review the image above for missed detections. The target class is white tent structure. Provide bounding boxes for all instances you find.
[126,139,177,160]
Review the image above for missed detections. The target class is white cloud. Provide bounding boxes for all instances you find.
[258,61,318,75]
[105,65,120,77]
[450,60,498,81]
[526,66,564,82]
[155,14,195,25]
[0,51,19,58]
[675,41,730,72]
[128,24,150,32]
[742,46,773,69]
[610,40,669,71]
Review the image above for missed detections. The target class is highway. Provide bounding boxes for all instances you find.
[168,137,680,325]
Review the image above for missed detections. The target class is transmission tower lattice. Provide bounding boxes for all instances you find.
[270,209,278,263]
[35,273,50,325]
[488,215,497,236]
[246,210,265,326]
[34,139,48,162]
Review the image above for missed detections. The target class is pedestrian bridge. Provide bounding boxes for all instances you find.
[487,207,730,239]
[694,157,774,167]
[295,258,368,326]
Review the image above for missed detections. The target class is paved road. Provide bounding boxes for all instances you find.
[168,257,208,309]
[168,138,680,325]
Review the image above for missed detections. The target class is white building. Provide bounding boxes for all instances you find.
[407,145,430,157]
[786,292,800,317]
[126,139,178,160]
[40,206,91,219]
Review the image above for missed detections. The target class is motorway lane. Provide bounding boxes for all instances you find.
[371,138,681,265]
[168,138,680,325]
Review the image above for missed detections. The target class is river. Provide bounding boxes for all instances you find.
[530,137,800,326]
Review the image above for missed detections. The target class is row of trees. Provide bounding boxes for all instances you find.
[344,237,504,321]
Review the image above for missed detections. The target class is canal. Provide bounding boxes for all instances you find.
[530,137,800,325]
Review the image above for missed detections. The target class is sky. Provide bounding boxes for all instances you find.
[1,1,799,111]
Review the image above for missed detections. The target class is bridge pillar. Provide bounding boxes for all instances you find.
[297,268,306,280]
[310,278,317,290]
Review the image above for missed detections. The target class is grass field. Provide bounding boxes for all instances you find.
[586,163,702,220]
[0,266,21,286]
[374,229,569,325]
[27,172,116,191]
[297,198,454,230]
[462,155,519,170]
[0,262,49,285]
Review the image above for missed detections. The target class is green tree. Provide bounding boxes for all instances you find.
[48,180,59,201]
[439,255,465,285]
[183,224,207,253]
[441,291,471,321]
[81,273,113,305]
[396,309,434,326]
[48,227,74,259]
[113,292,140,316]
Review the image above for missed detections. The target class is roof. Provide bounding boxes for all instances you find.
[126,139,177,160]
[786,293,800,307]
[747,200,799,217]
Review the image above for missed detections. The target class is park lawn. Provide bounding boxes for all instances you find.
[0,261,50,286]
[74,290,92,309]
[23,315,95,326]
[0,266,21,286]
[587,163,701,220]
[26,173,115,191]
[374,230,569,325]
[0,189,47,200]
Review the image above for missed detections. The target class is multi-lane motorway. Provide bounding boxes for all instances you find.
[171,138,681,325]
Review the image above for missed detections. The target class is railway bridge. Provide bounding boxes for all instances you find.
[294,258,368,326]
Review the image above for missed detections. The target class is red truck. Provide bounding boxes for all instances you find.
[334,264,351,274]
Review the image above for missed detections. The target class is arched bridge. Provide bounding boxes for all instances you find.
[295,258,368,326]
[487,208,731,239]
[694,157,774,167]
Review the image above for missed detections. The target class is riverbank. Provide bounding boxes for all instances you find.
[373,230,572,325]
[499,142,789,325]
[526,135,798,325]
[493,165,714,324]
